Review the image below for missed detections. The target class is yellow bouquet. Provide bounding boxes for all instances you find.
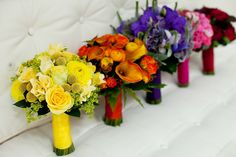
[11,44,104,156]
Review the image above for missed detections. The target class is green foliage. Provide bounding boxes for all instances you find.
[222,37,230,45]
[212,40,220,47]
[66,108,80,117]
[13,100,31,108]
[37,101,50,115]
[122,87,127,107]
[23,101,44,123]
[11,75,18,82]
[160,56,179,74]
[125,81,166,91]
[125,87,144,107]
[80,91,99,118]
[152,0,158,11]
[70,89,99,118]
[135,1,139,18]
[101,87,121,111]
[22,58,40,72]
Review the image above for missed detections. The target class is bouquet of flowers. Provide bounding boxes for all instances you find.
[196,7,236,74]
[180,10,213,51]
[11,44,104,156]
[78,34,162,126]
[177,10,213,86]
[116,0,191,103]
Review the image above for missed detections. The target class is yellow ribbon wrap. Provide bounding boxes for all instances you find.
[52,113,74,156]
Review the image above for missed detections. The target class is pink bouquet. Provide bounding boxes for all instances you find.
[181,10,213,51]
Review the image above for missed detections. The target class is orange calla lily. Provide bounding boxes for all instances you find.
[87,46,104,61]
[109,48,126,62]
[115,61,143,83]
[125,39,148,62]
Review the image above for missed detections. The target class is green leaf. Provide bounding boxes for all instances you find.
[135,1,139,18]
[125,81,165,91]
[146,0,149,9]
[227,16,236,22]
[212,40,219,48]
[107,87,121,111]
[123,88,127,107]
[222,37,230,45]
[110,25,118,34]
[125,88,144,108]
[152,0,157,11]
[160,56,179,74]
[101,87,121,111]
[13,100,31,108]
[174,2,178,10]
[117,11,123,23]
[66,108,81,117]
[37,101,50,115]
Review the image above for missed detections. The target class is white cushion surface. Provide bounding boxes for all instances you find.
[0,0,236,156]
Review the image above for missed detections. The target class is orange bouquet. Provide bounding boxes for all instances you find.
[78,34,162,126]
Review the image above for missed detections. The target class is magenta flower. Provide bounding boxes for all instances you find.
[182,11,213,50]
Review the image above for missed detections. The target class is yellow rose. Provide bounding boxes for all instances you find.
[38,55,53,73]
[18,67,37,83]
[38,73,53,90]
[46,86,73,114]
[30,78,45,98]
[67,61,92,86]
[51,66,68,85]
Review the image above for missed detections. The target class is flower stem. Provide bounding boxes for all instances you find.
[135,1,139,18]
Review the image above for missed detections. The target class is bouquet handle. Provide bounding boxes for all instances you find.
[52,113,75,156]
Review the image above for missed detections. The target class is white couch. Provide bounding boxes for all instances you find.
[1,0,236,156]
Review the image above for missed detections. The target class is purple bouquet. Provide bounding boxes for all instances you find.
[116,0,192,73]
[115,0,193,104]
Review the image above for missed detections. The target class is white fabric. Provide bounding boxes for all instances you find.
[0,0,236,156]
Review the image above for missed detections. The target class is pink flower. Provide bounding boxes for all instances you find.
[182,11,213,50]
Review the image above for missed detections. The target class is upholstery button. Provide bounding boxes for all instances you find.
[9,63,13,67]
[160,144,168,149]
[79,16,84,24]
[28,28,34,36]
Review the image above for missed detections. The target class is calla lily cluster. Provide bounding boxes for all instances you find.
[78,34,159,89]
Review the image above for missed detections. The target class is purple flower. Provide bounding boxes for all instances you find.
[117,21,125,34]
[146,25,169,52]
[131,21,148,36]
[131,7,159,36]
[163,6,186,34]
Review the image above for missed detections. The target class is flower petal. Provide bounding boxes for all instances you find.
[115,61,143,83]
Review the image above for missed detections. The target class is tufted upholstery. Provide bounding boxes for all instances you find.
[0,0,236,156]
